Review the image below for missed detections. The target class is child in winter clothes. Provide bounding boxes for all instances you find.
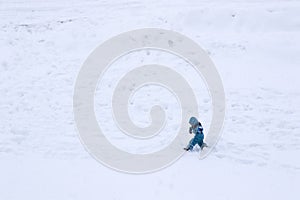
[184,117,205,151]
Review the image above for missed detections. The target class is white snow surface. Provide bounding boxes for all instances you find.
[0,0,300,199]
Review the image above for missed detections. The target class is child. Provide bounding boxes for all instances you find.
[184,117,205,151]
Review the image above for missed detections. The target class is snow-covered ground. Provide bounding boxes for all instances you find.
[1,0,300,199]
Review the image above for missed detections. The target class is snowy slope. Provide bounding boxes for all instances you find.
[0,0,300,199]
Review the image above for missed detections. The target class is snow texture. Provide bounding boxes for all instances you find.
[0,0,299,199]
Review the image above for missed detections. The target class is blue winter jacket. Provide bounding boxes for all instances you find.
[191,124,203,134]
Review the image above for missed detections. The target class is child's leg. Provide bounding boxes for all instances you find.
[187,137,198,150]
[197,133,204,148]
[198,140,203,148]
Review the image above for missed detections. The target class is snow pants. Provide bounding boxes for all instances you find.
[188,133,204,150]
